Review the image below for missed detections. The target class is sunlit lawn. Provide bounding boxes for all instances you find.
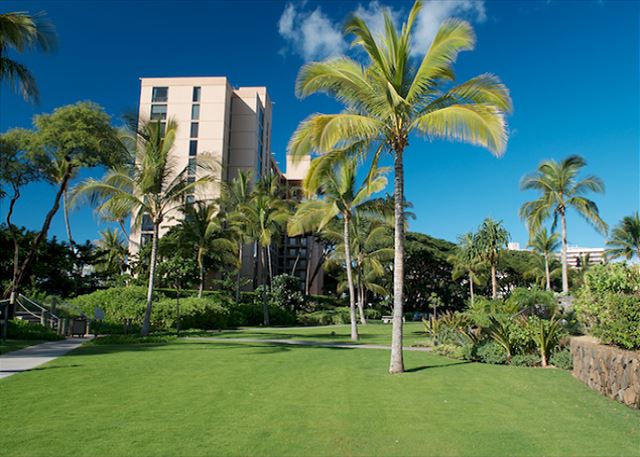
[2,331,639,457]
[0,339,44,355]
[188,321,428,346]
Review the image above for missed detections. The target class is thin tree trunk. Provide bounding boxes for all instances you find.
[266,246,274,287]
[390,148,405,374]
[141,222,159,336]
[541,349,548,368]
[261,246,270,326]
[10,168,73,302]
[235,244,243,304]
[491,264,497,299]
[560,212,569,294]
[198,255,205,298]
[357,269,366,325]
[175,289,181,336]
[544,253,551,291]
[63,188,74,247]
[469,273,475,305]
[291,251,301,276]
[5,187,21,318]
[343,216,358,341]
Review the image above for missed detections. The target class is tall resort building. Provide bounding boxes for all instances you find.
[130,76,323,294]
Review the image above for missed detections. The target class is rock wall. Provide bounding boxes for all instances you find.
[571,336,640,409]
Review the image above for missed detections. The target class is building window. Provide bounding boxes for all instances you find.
[257,107,264,176]
[190,122,199,138]
[185,194,195,204]
[152,87,168,103]
[189,140,198,156]
[191,104,200,120]
[150,104,167,120]
[192,86,201,102]
[141,233,154,247]
[141,214,153,232]
[187,176,196,184]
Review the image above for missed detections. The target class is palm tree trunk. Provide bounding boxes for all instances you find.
[63,188,74,247]
[235,244,243,304]
[469,273,474,305]
[266,246,274,287]
[390,148,405,374]
[357,273,367,325]
[560,212,569,294]
[198,256,205,299]
[544,253,551,291]
[261,247,270,326]
[491,263,497,299]
[141,222,159,336]
[343,216,359,341]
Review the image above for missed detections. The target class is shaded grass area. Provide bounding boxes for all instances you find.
[0,339,44,355]
[1,338,639,456]
[186,321,428,347]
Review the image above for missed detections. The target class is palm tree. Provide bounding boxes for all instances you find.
[51,161,78,246]
[75,119,215,335]
[290,157,387,341]
[527,228,560,291]
[0,11,56,102]
[222,171,254,303]
[476,218,509,299]
[606,212,640,261]
[177,202,236,297]
[520,155,608,294]
[524,255,561,290]
[95,228,127,276]
[240,174,289,325]
[449,232,484,304]
[288,0,511,373]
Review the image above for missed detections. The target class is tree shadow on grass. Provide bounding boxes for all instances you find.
[405,360,470,373]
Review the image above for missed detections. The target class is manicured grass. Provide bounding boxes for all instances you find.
[1,335,638,456]
[0,339,44,355]
[189,321,428,346]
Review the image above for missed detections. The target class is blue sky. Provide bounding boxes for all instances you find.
[1,0,638,248]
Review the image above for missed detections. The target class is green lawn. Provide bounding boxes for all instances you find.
[0,339,44,355]
[1,329,639,456]
[187,321,428,346]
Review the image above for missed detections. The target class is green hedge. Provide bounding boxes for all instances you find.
[70,286,165,324]
[8,320,63,341]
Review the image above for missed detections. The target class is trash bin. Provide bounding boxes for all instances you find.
[71,318,87,337]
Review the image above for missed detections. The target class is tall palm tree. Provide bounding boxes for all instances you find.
[524,255,561,290]
[95,228,127,277]
[177,202,236,297]
[527,228,560,291]
[290,157,387,341]
[606,212,640,261]
[520,155,607,294]
[222,171,254,303]
[288,0,511,373]
[476,218,509,299]
[0,11,56,102]
[240,174,289,325]
[449,232,484,304]
[75,119,215,335]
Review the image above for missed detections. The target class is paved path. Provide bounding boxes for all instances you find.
[185,337,432,352]
[0,338,90,380]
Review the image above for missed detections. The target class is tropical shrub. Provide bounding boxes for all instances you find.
[7,319,63,341]
[475,340,508,365]
[155,297,231,330]
[432,344,465,360]
[270,274,305,312]
[91,334,174,345]
[550,347,573,370]
[511,354,540,367]
[506,287,557,318]
[527,315,565,367]
[574,264,640,349]
[71,286,166,324]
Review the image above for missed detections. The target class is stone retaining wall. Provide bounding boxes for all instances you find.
[571,336,640,409]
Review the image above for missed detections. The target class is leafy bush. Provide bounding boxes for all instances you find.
[550,347,573,370]
[155,297,231,330]
[305,294,344,311]
[91,334,174,345]
[365,308,382,320]
[475,340,508,365]
[270,274,305,312]
[71,287,166,324]
[432,344,465,360]
[574,264,640,349]
[89,320,141,335]
[510,354,540,367]
[506,287,557,318]
[297,307,353,326]
[8,319,63,341]
[422,312,469,346]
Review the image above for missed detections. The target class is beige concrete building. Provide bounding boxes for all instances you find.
[130,76,323,294]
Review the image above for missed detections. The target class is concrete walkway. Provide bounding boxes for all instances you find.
[185,336,433,352]
[0,338,90,380]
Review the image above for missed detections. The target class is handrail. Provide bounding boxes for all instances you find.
[18,294,60,320]
[15,299,43,321]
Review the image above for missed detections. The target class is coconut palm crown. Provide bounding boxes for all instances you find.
[519,155,607,294]
[288,0,512,374]
[606,212,640,261]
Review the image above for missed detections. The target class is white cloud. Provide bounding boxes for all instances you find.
[278,3,345,61]
[277,1,486,61]
[412,1,487,55]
